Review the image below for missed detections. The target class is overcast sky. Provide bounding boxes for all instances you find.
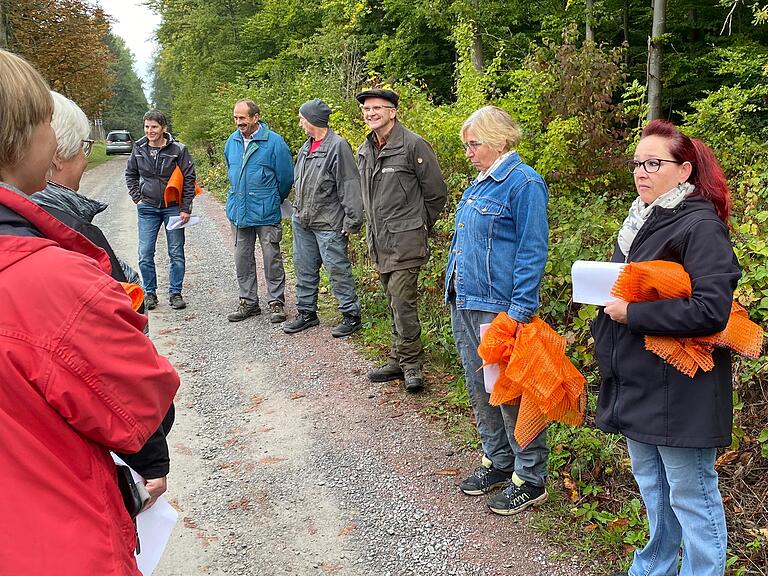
[99,0,160,101]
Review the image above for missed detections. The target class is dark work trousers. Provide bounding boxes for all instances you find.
[380,267,422,370]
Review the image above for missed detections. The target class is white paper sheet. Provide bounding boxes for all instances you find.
[571,260,626,305]
[166,215,201,230]
[112,454,178,576]
[479,323,500,393]
[280,199,295,219]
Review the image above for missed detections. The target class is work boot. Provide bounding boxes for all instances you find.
[227,299,261,322]
[367,361,404,383]
[283,311,319,334]
[404,368,424,393]
[145,292,158,310]
[330,315,362,338]
[268,301,287,323]
[169,293,186,310]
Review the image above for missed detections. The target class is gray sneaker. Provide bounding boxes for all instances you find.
[404,368,424,393]
[145,292,158,310]
[169,293,186,310]
[330,315,362,338]
[367,361,404,383]
[268,301,286,323]
[227,299,261,322]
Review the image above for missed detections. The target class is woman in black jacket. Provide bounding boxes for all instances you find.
[592,120,739,576]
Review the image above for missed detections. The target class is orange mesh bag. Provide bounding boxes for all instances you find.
[164,165,204,207]
[478,313,586,448]
[120,282,144,311]
[611,260,764,377]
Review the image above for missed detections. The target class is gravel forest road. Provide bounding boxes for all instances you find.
[80,158,592,576]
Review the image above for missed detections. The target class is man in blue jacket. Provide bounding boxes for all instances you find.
[224,99,294,323]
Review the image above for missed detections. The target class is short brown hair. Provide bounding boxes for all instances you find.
[235,99,260,116]
[143,109,168,127]
[0,50,53,172]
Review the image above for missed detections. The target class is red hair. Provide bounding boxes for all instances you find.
[641,119,731,222]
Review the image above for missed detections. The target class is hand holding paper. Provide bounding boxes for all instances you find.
[571,260,626,305]
[166,215,201,230]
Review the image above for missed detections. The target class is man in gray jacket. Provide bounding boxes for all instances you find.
[283,98,364,337]
[356,89,447,392]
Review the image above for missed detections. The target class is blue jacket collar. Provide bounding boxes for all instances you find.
[233,122,270,143]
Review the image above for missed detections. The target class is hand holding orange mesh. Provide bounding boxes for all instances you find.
[477,312,586,448]
[611,260,764,377]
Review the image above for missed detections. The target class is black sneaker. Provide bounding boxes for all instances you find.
[487,480,548,515]
[169,293,186,309]
[283,311,319,334]
[404,368,424,393]
[227,299,261,322]
[145,292,158,310]
[459,465,514,496]
[367,361,404,383]
[330,315,361,338]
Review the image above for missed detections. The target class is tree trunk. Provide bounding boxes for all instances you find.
[623,0,630,65]
[0,0,8,49]
[647,0,666,121]
[586,0,595,42]
[471,27,484,72]
[469,7,484,72]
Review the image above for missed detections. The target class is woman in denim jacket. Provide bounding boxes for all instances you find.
[445,106,550,515]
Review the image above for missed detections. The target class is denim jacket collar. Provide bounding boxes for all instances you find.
[475,151,523,185]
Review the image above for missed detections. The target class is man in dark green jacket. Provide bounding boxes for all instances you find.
[356,89,447,392]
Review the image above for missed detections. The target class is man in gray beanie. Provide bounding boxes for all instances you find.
[284,98,364,337]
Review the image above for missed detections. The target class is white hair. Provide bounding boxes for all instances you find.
[50,91,90,160]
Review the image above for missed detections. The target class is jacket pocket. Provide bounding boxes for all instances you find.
[466,196,504,240]
[385,217,428,262]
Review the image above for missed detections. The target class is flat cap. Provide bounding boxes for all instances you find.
[355,89,400,108]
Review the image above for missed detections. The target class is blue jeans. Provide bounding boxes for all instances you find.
[627,439,727,576]
[137,203,185,295]
[449,301,548,485]
[292,218,360,317]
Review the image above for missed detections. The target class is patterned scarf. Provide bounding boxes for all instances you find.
[617,182,695,257]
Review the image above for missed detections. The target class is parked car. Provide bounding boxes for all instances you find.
[105,130,134,155]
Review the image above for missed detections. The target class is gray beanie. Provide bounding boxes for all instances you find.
[299,98,332,128]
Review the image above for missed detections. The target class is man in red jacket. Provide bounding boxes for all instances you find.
[0,49,180,575]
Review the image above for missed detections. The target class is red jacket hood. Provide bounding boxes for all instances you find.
[0,185,111,274]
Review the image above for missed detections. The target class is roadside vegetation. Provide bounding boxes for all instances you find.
[6,0,767,573]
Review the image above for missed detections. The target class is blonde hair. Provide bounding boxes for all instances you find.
[0,50,53,172]
[460,106,521,153]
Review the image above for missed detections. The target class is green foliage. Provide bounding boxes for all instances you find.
[149,1,768,571]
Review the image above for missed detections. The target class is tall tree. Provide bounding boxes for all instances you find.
[101,33,149,136]
[7,0,115,117]
[0,0,8,48]
[647,0,666,120]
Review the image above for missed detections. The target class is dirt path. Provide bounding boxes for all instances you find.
[80,158,593,576]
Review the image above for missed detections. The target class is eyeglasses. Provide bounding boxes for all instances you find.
[627,158,681,173]
[360,105,395,114]
[462,141,484,152]
[82,139,95,157]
